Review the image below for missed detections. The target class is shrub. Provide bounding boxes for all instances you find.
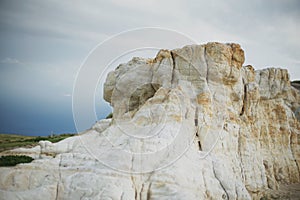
[0,155,34,167]
[106,112,113,119]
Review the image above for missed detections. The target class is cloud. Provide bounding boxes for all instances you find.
[1,57,20,64]
[0,0,161,44]
[0,0,300,135]
[289,58,300,65]
[1,0,299,81]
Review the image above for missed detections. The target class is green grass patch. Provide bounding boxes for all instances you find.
[0,133,76,152]
[0,155,34,167]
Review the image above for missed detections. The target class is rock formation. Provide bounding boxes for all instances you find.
[0,42,299,199]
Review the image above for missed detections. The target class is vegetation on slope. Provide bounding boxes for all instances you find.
[0,133,75,152]
[0,155,34,167]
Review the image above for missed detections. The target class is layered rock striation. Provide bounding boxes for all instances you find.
[0,42,299,199]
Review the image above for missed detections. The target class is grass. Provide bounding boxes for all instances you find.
[0,133,76,152]
[0,155,34,167]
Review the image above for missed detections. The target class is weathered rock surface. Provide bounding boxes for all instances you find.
[0,42,299,199]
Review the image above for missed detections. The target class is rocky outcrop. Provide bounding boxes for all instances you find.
[0,42,299,199]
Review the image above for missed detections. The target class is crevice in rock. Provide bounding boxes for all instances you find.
[203,46,214,109]
[204,46,209,84]
[194,118,198,126]
[195,129,202,151]
[120,191,124,200]
[240,83,247,116]
[238,128,245,183]
[146,183,152,200]
[202,170,209,198]
[139,183,144,200]
[294,158,300,179]
[212,162,229,200]
[194,107,199,127]
[170,51,176,86]
[262,160,269,188]
[55,182,59,200]
[234,184,239,200]
[195,107,202,151]
[130,155,138,200]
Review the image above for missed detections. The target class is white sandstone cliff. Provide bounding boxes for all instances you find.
[0,42,299,199]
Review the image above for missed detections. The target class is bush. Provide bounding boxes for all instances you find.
[106,112,113,119]
[0,155,34,167]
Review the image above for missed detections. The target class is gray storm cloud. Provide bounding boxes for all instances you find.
[0,0,299,135]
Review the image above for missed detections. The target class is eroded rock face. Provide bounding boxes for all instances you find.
[1,42,299,200]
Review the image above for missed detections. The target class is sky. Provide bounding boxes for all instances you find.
[0,0,299,136]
